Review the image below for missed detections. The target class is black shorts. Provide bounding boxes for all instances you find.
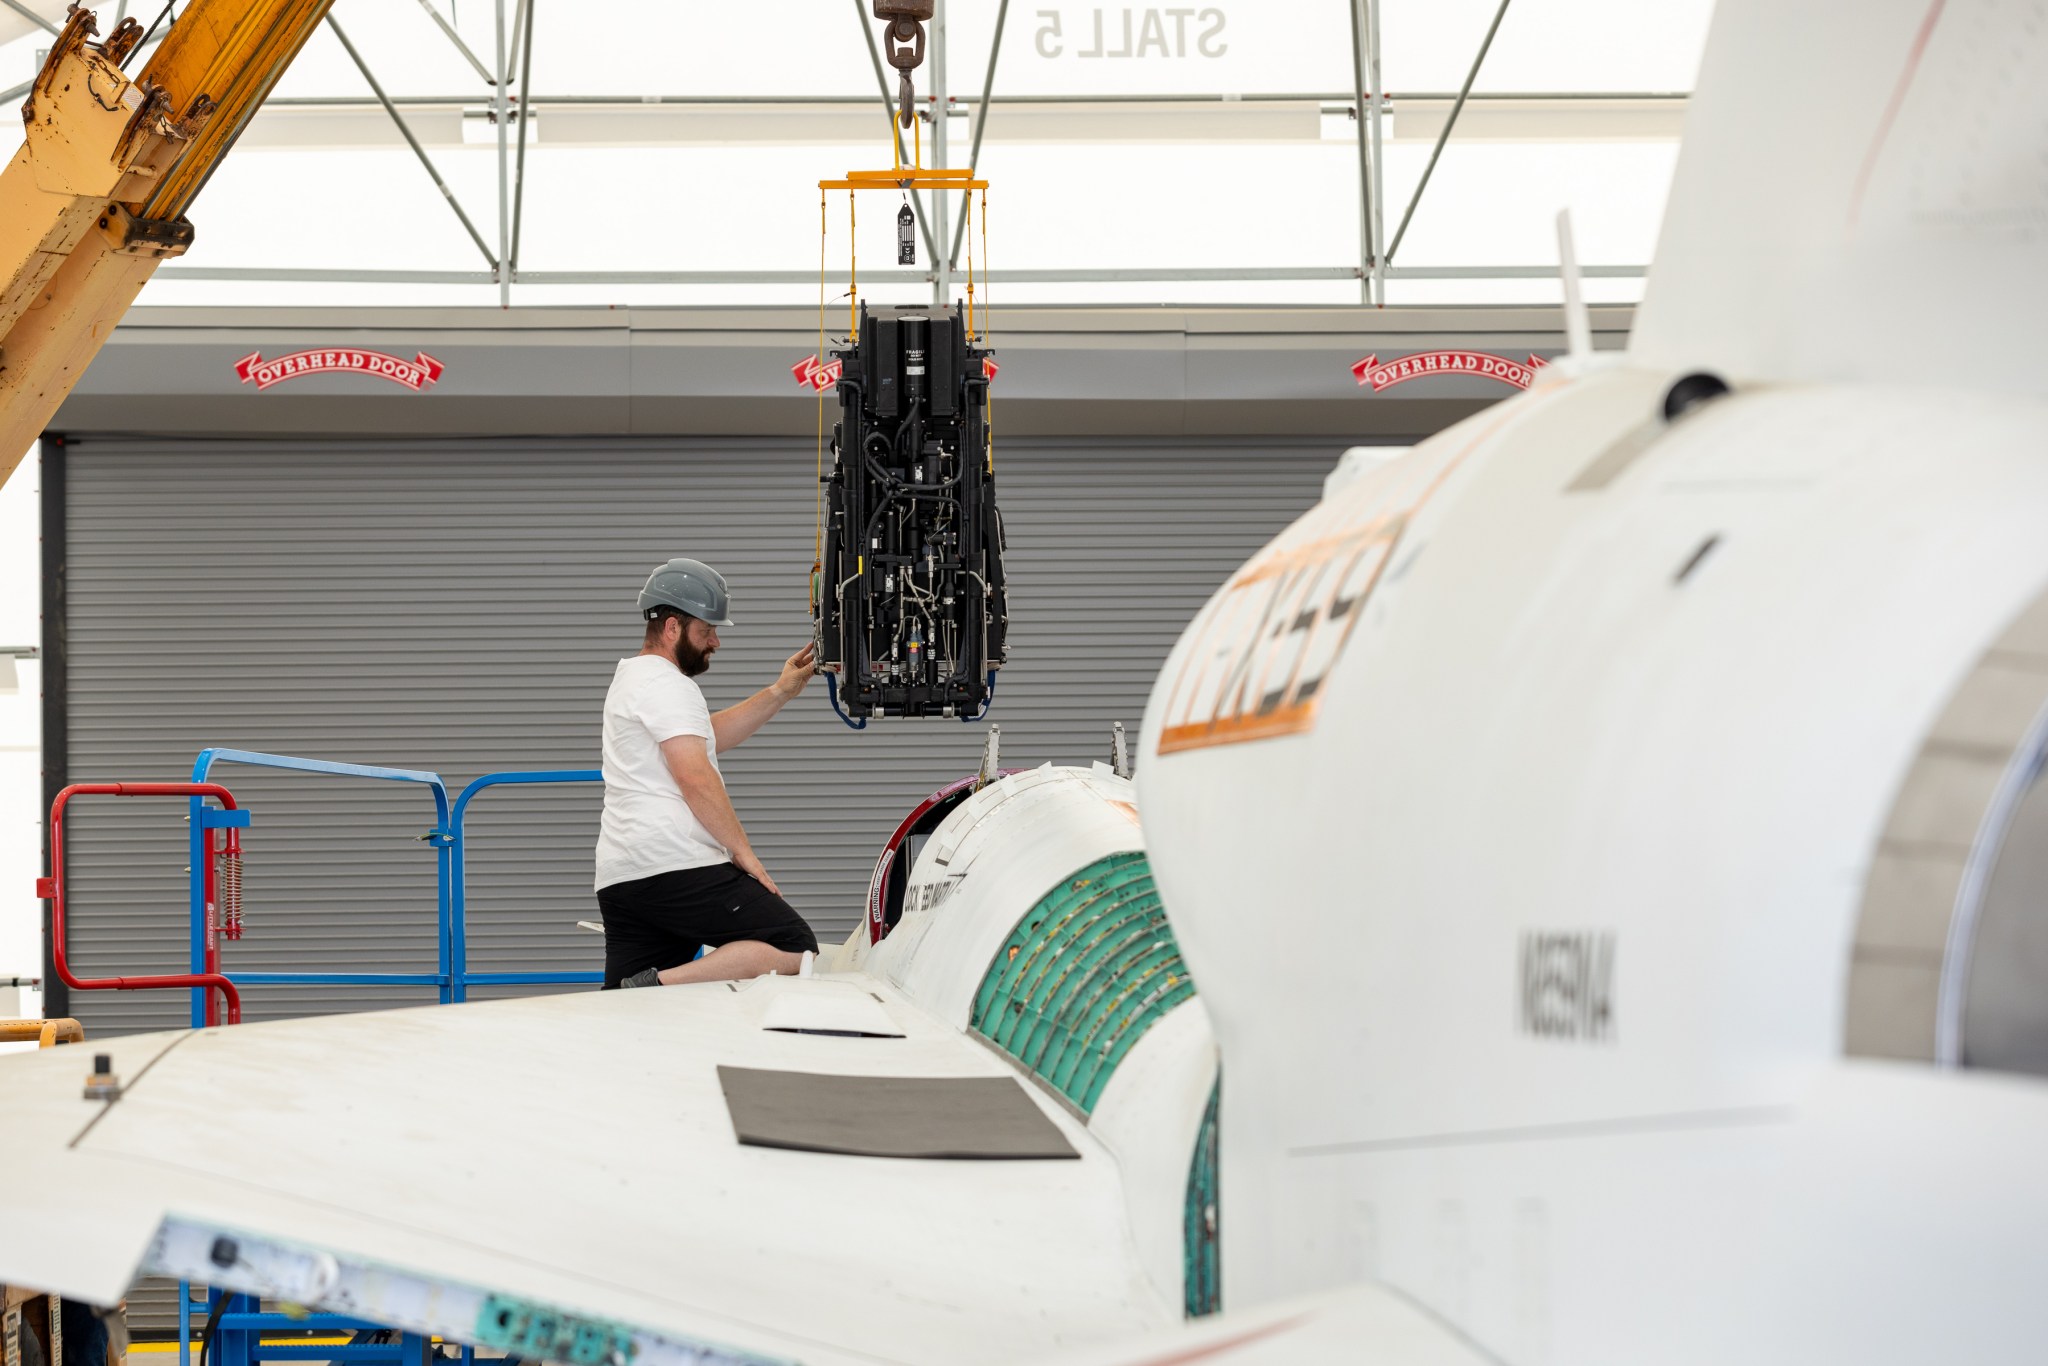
[596,863,819,988]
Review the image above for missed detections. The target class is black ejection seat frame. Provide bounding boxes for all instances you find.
[816,303,1008,724]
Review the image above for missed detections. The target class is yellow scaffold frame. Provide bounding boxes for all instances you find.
[0,1017,83,1048]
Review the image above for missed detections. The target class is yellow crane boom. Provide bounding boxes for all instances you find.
[0,0,332,487]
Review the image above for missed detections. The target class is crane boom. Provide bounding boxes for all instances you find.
[0,0,332,487]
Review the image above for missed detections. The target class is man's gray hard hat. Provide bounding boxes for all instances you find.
[639,558,734,627]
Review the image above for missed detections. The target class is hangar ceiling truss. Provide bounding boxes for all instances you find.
[45,0,1675,301]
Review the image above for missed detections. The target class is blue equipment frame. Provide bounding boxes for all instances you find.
[179,1291,468,1366]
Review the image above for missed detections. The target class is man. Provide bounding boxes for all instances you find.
[595,557,820,989]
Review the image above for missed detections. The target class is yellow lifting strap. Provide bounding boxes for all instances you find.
[815,186,828,592]
[0,0,334,491]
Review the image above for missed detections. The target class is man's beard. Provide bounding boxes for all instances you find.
[673,635,713,677]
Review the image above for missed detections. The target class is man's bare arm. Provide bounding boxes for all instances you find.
[711,643,818,753]
[661,735,779,895]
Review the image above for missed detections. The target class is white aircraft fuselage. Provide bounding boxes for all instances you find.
[1123,0,2048,1348]
[1137,365,2048,1360]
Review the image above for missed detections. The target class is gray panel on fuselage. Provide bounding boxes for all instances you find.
[717,1066,1080,1160]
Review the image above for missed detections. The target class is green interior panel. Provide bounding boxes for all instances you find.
[969,850,1198,1115]
[1184,1077,1222,1317]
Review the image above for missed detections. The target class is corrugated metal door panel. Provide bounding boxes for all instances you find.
[66,433,1337,1336]
[63,435,1337,1044]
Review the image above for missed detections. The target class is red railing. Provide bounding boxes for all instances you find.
[40,782,244,1025]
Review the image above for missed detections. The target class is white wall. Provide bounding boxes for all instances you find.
[0,443,41,1038]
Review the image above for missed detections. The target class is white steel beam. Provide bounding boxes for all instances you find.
[225,94,1687,152]
[0,0,59,38]
[854,0,938,268]
[931,0,949,307]
[152,264,1645,285]
[326,15,498,270]
[1347,0,1373,304]
[1387,0,1515,266]
[413,0,495,87]
[1366,0,1387,304]
[494,0,509,306]
[948,0,1009,270]
[509,0,535,272]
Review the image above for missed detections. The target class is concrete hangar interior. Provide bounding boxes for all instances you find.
[4,2,2048,1365]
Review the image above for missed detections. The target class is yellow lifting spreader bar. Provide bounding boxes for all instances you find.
[819,170,987,191]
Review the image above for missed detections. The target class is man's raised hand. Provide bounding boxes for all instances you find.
[777,642,819,699]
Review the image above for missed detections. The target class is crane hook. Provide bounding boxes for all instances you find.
[873,1,933,129]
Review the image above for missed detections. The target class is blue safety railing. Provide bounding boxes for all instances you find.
[170,754,604,1366]
[179,750,606,1020]
[449,768,605,1000]
[187,749,457,1027]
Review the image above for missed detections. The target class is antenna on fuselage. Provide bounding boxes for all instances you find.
[976,725,1002,792]
[1557,208,1593,363]
[1110,722,1131,780]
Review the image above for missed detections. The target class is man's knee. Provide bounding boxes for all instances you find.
[658,937,804,986]
[757,907,818,956]
[717,938,802,971]
[738,947,806,981]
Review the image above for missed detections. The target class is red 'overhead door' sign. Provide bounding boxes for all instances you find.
[235,350,446,392]
[793,354,997,391]
[1352,351,1547,392]
[792,354,844,392]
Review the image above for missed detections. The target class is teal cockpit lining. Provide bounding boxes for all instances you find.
[969,850,1198,1115]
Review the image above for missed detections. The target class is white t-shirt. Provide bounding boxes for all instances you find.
[594,655,727,890]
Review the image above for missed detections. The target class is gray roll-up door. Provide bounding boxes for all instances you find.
[60,435,1342,1038]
